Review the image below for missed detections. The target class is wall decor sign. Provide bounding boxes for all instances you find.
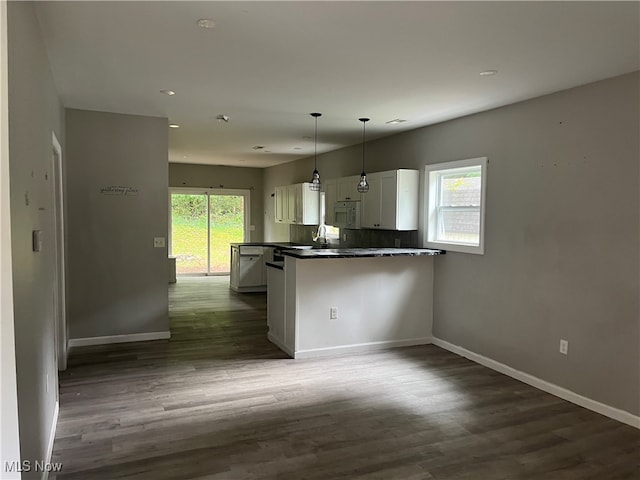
[100,186,139,196]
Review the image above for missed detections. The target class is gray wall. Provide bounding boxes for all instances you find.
[263,72,640,416]
[263,134,421,242]
[169,163,264,242]
[7,1,64,475]
[430,73,639,416]
[66,109,169,340]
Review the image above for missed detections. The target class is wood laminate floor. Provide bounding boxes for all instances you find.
[51,276,639,479]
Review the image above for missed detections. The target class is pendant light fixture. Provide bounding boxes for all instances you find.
[357,117,370,193]
[309,112,322,191]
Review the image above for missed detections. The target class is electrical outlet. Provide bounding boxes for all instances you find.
[559,339,569,355]
[342,233,347,242]
[154,237,166,248]
[45,373,49,393]
[330,307,338,320]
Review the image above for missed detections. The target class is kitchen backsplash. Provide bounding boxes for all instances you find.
[290,225,419,248]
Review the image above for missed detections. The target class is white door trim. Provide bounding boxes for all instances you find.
[51,132,67,371]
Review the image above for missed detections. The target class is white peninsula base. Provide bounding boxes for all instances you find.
[267,251,437,359]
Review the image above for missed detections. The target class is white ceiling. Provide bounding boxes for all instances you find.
[34,1,639,168]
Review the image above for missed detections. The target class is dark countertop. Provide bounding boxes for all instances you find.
[281,248,445,259]
[265,261,284,270]
[230,242,313,249]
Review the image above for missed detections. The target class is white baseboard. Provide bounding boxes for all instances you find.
[294,337,433,359]
[42,400,59,480]
[431,337,640,429]
[68,331,170,348]
[267,332,294,357]
[230,285,267,293]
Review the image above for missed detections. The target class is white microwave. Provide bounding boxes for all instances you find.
[334,201,361,229]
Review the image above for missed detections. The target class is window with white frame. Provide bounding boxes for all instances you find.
[424,157,487,254]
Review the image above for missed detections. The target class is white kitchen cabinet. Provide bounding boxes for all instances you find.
[285,184,297,223]
[274,186,286,223]
[295,183,320,225]
[274,183,320,225]
[323,176,360,226]
[360,169,419,230]
[337,175,361,202]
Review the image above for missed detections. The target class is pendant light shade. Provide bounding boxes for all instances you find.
[309,112,322,191]
[357,117,370,193]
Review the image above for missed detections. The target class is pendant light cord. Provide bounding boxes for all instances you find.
[314,115,318,170]
[361,120,366,172]
[359,117,369,173]
[309,113,322,191]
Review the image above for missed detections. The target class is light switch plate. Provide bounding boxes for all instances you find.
[154,237,166,248]
[559,339,568,355]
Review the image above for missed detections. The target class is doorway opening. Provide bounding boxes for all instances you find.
[169,188,250,275]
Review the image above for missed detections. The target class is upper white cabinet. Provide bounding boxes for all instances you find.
[274,186,286,223]
[323,175,361,225]
[336,175,361,202]
[286,184,297,223]
[361,169,419,230]
[274,183,319,225]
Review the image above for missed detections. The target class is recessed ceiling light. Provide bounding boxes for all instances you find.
[197,18,216,29]
[160,89,175,96]
[480,70,498,76]
[169,123,180,129]
[386,119,406,125]
[252,145,265,150]
[293,147,302,150]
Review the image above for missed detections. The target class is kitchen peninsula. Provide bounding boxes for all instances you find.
[266,248,443,358]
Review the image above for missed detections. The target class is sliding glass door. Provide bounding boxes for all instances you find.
[170,188,250,275]
[208,193,246,274]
